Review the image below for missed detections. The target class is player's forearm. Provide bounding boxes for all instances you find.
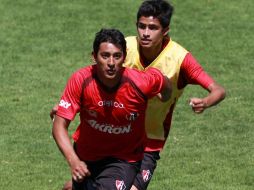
[203,83,226,108]
[160,76,172,102]
[52,116,80,167]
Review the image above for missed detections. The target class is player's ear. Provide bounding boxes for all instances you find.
[92,51,97,61]
[163,26,170,36]
[91,52,96,63]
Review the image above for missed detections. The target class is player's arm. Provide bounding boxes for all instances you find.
[52,71,91,181]
[181,53,226,113]
[189,82,226,113]
[52,115,91,181]
[157,75,172,102]
[144,68,172,102]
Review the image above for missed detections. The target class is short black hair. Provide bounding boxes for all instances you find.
[93,29,126,56]
[137,0,174,28]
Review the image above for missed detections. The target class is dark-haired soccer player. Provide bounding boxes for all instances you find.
[127,0,225,189]
[52,28,172,190]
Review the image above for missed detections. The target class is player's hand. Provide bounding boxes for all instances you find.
[189,98,208,114]
[70,158,91,182]
[50,104,59,121]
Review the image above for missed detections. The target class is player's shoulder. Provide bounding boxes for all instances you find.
[125,36,138,48]
[124,67,141,76]
[124,67,163,84]
[75,65,93,75]
[168,39,188,53]
[125,66,161,75]
[125,36,136,42]
[70,65,93,81]
[146,67,163,74]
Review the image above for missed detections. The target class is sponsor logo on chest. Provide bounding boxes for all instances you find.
[87,119,131,134]
[98,100,124,108]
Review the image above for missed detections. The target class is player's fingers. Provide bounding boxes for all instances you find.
[79,161,91,177]
[50,105,59,120]
[77,173,83,181]
[84,169,91,176]
[79,167,91,177]
[50,110,57,121]
[193,107,204,114]
[73,172,84,182]
[72,174,77,182]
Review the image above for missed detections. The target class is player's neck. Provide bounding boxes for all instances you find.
[140,43,162,66]
[96,72,123,92]
[139,37,170,67]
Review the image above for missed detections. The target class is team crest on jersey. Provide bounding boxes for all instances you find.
[87,109,97,118]
[142,170,152,182]
[125,112,139,121]
[115,180,126,190]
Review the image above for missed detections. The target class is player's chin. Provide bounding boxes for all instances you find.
[140,43,152,48]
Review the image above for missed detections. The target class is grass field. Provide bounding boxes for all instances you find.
[0,0,253,189]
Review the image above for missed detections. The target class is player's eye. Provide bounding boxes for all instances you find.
[113,53,123,60]
[137,23,146,30]
[100,53,110,59]
[148,25,159,30]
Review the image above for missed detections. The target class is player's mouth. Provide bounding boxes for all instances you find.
[140,38,151,45]
[106,69,115,76]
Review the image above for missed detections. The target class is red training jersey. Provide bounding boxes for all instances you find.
[56,65,165,162]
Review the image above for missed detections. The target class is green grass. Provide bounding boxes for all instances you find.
[0,0,253,189]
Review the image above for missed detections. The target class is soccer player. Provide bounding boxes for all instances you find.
[52,28,172,190]
[127,0,226,189]
[54,0,226,189]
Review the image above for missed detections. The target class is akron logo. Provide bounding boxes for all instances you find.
[142,170,152,182]
[87,119,131,134]
[115,180,126,190]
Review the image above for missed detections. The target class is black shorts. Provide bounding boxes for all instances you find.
[72,157,141,190]
[133,151,160,190]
